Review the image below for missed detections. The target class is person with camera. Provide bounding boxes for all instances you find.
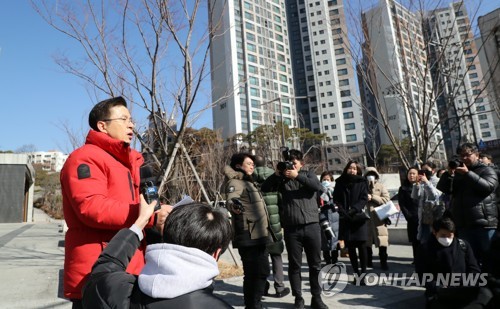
[82,200,233,309]
[253,155,290,298]
[60,97,171,308]
[224,153,271,309]
[412,168,441,244]
[363,167,391,270]
[318,171,340,266]
[261,149,327,309]
[422,161,440,188]
[437,143,499,268]
[333,161,369,285]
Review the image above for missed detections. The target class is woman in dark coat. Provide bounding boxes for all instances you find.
[333,161,369,281]
[398,167,419,263]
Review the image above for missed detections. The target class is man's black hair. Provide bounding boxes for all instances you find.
[422,161,437,170]
[88,96,127,131]
[432,216,456,233]
[163,203,233,256]
[456,142,478,155]
[288,149,303,161]
[229,152,255,170]
[254,155,266,167]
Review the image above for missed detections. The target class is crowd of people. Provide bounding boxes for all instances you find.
[60,97,500,309]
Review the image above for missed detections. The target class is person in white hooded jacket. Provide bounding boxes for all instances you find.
[82,197,233,309]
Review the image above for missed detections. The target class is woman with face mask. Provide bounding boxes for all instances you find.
[415,217,483,309]
[318,171,340,265]
[363,167,391,270]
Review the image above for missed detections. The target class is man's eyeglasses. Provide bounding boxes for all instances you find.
[460,152,474,158]
[101,117,135,125]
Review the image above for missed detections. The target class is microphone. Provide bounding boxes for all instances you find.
[140,165,160,211]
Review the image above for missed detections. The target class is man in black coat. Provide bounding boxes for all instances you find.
[437,143,498,267]
[261,149,327,309]
[82,198,233,309]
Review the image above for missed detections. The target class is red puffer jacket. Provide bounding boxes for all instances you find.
[60,130,151,299]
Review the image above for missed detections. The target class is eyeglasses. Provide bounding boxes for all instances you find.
[101,117,135,125]
[460,152,474,158]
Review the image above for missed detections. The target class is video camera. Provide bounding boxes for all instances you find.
[276,147,294,174]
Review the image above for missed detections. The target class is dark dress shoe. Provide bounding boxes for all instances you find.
[294,296,305,309]
[275,287,290,298]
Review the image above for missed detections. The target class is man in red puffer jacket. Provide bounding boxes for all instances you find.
[60,97,170,308]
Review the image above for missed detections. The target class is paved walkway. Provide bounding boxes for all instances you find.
[0,209,425,308]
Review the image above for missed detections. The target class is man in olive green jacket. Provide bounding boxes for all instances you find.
[253,155,290,298]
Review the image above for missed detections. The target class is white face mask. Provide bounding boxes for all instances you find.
[321,181,330,188]
[437,237,453,247]
[366,175,376,182]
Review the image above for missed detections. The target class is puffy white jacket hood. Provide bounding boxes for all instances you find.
[138,243,219,299]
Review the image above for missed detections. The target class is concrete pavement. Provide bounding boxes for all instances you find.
[0,209,425,308]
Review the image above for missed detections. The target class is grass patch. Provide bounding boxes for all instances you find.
[217,260,243,279]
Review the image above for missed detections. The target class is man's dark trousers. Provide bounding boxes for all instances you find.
[284,223,322,297]
[238,244,270,308]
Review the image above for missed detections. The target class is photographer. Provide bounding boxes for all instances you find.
[261,149,327,309]
[437,143,498,268]
[412,168,441,244]
[224,153,271,309]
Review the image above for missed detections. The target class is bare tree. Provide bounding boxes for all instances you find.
[32,0,228,202]
[344,0,498,169]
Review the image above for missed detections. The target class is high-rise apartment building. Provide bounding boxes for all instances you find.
[427,1,499,158]
[360,0,447,164]
[285,0,366,172]
[208,0,297,155]
[477,8,500,142]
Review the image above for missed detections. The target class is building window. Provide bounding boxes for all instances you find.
[345,123,356,130]
[348,145,359,153]
[482,131,491,138]
[340,90,350,97]
[338,68,348,76]
[343,112,354,119]
[342,101,352,108]
[480,123,490,129]
[339,79,349,86]
[250,87,260,96]
[346,134,357,141]
[336,58,346,65]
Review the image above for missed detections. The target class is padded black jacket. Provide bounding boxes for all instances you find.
[437,161,498,229]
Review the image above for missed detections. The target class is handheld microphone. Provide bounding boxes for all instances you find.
[140,165,160,211]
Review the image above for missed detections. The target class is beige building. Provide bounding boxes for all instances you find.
[477,8,500,141]
[360,0,446,163]
[428,2,499,158]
